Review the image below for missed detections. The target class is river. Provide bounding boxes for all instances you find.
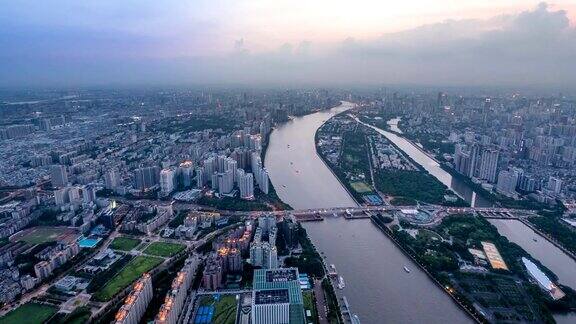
[360,117,492,207]
[265,102,471,323]
[488,219,576,324]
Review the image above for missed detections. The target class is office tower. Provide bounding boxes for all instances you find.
[105,169,121,190]
[251,268,305,324]
[50,165,68,188]
[478,148,499,183]
[160,168,175,195]
[114,274,153,324]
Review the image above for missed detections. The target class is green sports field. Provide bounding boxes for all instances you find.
[109,237,141,251]
[350,181,373,193]
[0,303,57,324]
[92,255,162,301]
[143,242,185,257]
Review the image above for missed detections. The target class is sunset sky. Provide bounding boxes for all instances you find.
[1,1,575,87]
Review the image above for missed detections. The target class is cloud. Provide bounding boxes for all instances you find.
[0,2,575,89]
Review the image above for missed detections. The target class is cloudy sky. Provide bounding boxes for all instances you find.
[1,1,575,88]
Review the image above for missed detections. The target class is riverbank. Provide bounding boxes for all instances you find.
[324,113,467,207]
[370,216,484,323]
[314,129,362,207]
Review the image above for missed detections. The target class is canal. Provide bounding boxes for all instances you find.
[265,102,472,323]
[358,117,492,207]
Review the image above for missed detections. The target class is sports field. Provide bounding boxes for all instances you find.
[92,255,162,301]
[196,295,238,324]
[12,226,78,244]
[143,241,185,257]
[350,181,372,193]
[0,302,57,324]
[109,237,141,251]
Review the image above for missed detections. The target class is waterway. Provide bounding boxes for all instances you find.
[265,101,357,209]
[265,102,471,323]
[359,117,492,207]
[488,219,576,324]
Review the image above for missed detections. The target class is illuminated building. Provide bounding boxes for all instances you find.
[202,256,223,290]
[114,273,153,324]
[156,256,200,324]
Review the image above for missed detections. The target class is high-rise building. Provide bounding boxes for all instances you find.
[105,169,121,190]
[218,170,234,194]
[478,148,499,183]
[496,170,519,196]
[239,170,255,200]
[547,176,563,195]
[156,256,200,324]
[196,167,206,188]
[82,185,96,203]
[114,273,153,324]
[211,172,219,190]
[133,166,160,191]
[50,165,68,188]
[160,168,176,195]
[468,144,480,178]
[250,242,264,267]
[259,169,269,194]
[251,268,305,324]
[202,256,223,290]
[179,161,194,188]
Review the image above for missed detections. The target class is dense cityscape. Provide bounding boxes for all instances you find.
[0,88,575,324]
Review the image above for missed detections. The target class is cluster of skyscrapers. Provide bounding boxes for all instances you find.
[249,215,278,269]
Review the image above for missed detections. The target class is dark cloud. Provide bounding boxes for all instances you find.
[0,2,574,89]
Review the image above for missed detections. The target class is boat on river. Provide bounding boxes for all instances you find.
[404,266,411,273]
[337,276,346,289]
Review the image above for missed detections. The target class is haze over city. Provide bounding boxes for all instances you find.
[2,1,576,88]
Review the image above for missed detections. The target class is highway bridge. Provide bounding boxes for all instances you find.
[217,205,537,222]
